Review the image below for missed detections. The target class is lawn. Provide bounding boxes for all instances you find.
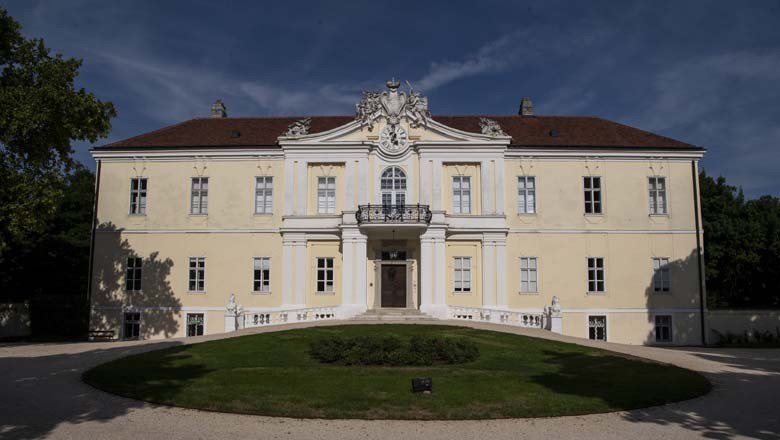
[83,324,711,419]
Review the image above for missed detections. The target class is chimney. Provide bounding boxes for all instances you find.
[519,97,533,116]
[211,99,227,118]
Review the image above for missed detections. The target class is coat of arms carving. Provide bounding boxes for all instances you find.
[356,79,430,131]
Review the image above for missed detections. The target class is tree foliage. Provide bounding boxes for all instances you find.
[0,7,115,253]
[700,172,780,308]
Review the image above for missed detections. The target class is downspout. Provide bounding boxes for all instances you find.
[84,159,102,336]
[691,160,706,345]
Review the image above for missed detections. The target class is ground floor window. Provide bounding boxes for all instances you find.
[316,257,334,293]
[187,313,204,337]
[588,315,607,341]
[123,312,140,340]
[655,315,673,342]
[453,257,472,292]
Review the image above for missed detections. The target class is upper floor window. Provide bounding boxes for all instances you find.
[452,176,471,214]
[317,177,336,214]
[129,177,147,215]
[453,256,472,292]
[520,257,538,293]
[255,176,273,214]
[381,166,406,206]
[649,176,667,215]
[253,257,271,292]
[125,257,142,291]
[584,176,602,214]
[652,257,671,292]
[188,257,206,292]
[517,176,536,214]
[190,177,208,215]
[316,257,334,292]
[587,257,605,293]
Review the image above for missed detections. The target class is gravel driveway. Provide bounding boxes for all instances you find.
[1,320,778,440]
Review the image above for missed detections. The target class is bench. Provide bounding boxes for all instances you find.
[88,330,115,341]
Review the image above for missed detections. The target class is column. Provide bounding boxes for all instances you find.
[481,160,494,214]
[431,160,442,211]
[341,227,368,315]
[494,158,505,215]
[419,159,431,205]
[481,239,496,307]
[419,236,433,309]
[495,238,508,307]
[354,236,368,308]
[357,158,368,205]
[282,238,295,306]
[341,236,354,306]
[294,240,307,305]
[420,228,447,318]
[283,159,295,216]
[294,160,307,215]
[433,233,446,311]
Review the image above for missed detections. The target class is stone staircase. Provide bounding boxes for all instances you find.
[350,308,438,322]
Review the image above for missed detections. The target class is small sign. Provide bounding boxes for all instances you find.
[411,377,433,393]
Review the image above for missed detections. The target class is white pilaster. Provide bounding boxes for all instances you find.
[283,160,295,216]
[494,158,505,215]
[294,240,307,305]
[357,158,368,205]
[294,160,307,215]
[481,160,494,214]
[432,160,443,210]
[282,239,294,305]
[345,160,356,211]
[420,236,433,309]
[420,159,431,205]
[341,227,368,315]
[354,236,368,308]
[495,238,508,307]
[341,237,354,306]
[433,234,446,309]
[481,239,496,307]
[420,227,447,318]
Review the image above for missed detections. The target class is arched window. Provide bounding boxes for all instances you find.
[380,166,406,206]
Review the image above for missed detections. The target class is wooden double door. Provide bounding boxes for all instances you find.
[380,264,407,308]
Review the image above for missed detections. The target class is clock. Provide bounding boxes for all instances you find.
[379,124,408,153]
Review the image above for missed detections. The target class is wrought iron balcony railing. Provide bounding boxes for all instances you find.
[356,204,432,225]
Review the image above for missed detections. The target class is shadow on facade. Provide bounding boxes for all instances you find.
[91,222,181,339]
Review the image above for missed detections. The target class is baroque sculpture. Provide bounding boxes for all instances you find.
[355,79,431,131]
[479,117,507,137]
[283,117,312,137]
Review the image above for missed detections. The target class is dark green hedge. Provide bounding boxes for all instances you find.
[309,334,479,366]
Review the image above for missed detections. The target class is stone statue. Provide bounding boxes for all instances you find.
[283,117,312,137]
[226,293,237,314]
[550,296,561,316]
[479,117,507,137]
[355,79,430,130]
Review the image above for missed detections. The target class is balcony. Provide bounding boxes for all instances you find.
[356,204,432,225]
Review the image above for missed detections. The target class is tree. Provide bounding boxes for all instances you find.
[0,7,115,254]
[700,172,780,308]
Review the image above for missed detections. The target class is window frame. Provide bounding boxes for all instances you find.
[190,176,209,215]
[583,176,603,215]
[125,256,143,292]
[452,175,472,214]
[648,176,668,215]
[317,176,337,214]
[519,256,539,294]
[186,313,205,337]
[517,176,537,214]
[122,311,141,340]
[252,257,271,293]
[316,257,335,293]
[129,177,148,215]
[652,257,672,293]
[587,314,608,341]
[587,257,606,293]
[380,166,407,206]
[188,257,206,293]
[254,176,274,214]
[654,314,673,343]
[453,256,472,293]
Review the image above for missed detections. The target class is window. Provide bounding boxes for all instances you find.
[255,176,273,214]
[520,257,538,293]
[316,257,334,292]
[188,257,205,292]
[125,257,142,291]
[129,177,147,215]
[584,176,602,214]
[588,315,607,341]
[123,312,140,340]
[654,315,673,342]
[381,167,406,206]
[452,176,471,214]
[253,257,271,292]
[653,257,671,292]
[517,176,536,214]
[587,257,605,292]
[453,257,472,292]
[186,313,204,337]
[190,177,208,214]
[317,177,336,214]
[649,176,667,215]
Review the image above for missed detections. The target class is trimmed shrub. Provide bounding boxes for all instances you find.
[309,334,479,366]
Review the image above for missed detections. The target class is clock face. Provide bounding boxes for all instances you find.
[379,125,408,153]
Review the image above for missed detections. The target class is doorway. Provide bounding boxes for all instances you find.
[380,264,407,307]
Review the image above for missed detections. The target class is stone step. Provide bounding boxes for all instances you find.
[350,309,438,322]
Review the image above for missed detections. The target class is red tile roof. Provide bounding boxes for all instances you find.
[99,115,698,150]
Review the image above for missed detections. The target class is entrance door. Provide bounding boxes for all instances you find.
[381,264,406,307]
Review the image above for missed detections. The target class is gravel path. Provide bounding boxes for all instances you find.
[1,320,779,440]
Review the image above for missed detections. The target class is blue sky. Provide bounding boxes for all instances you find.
[5,0,780,197]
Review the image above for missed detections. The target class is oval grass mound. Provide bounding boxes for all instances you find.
[83,324,711,419]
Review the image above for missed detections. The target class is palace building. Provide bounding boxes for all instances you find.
[88,79,706,345]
